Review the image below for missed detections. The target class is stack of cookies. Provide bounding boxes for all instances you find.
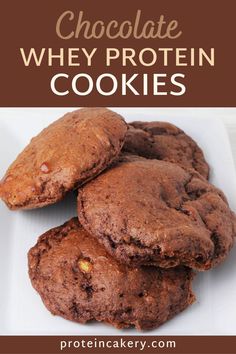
[1,108,236,331]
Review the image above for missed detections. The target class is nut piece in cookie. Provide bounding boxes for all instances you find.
[123,121,209,179]
[0,108,127,210]
[28,218,195,331]
[78,155,236,270]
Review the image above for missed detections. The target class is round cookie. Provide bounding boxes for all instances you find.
[0,108,127,210]
[123,121,209,179]
[28,218,195,331]
[78,155,236,270]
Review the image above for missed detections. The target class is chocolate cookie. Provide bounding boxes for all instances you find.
[28,218,195,331]
[0,108,127,210]
[123,121,209,179]
[78,156,236,270]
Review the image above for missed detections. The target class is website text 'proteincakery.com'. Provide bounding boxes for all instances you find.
[60,337,176,352]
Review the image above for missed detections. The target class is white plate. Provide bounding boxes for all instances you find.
[0,108,236,335]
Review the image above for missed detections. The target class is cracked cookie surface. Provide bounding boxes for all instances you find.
[78,156,236,270]
[28,218,195,331]
[0,108,127,210]
[123,121,209,179]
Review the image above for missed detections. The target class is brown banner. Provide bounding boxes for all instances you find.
[0,336,236,354]
[0,0,236,106]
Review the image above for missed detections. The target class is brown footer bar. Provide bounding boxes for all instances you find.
[0,336,235,354]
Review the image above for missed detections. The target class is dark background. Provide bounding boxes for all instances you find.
[0,0,235,106]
